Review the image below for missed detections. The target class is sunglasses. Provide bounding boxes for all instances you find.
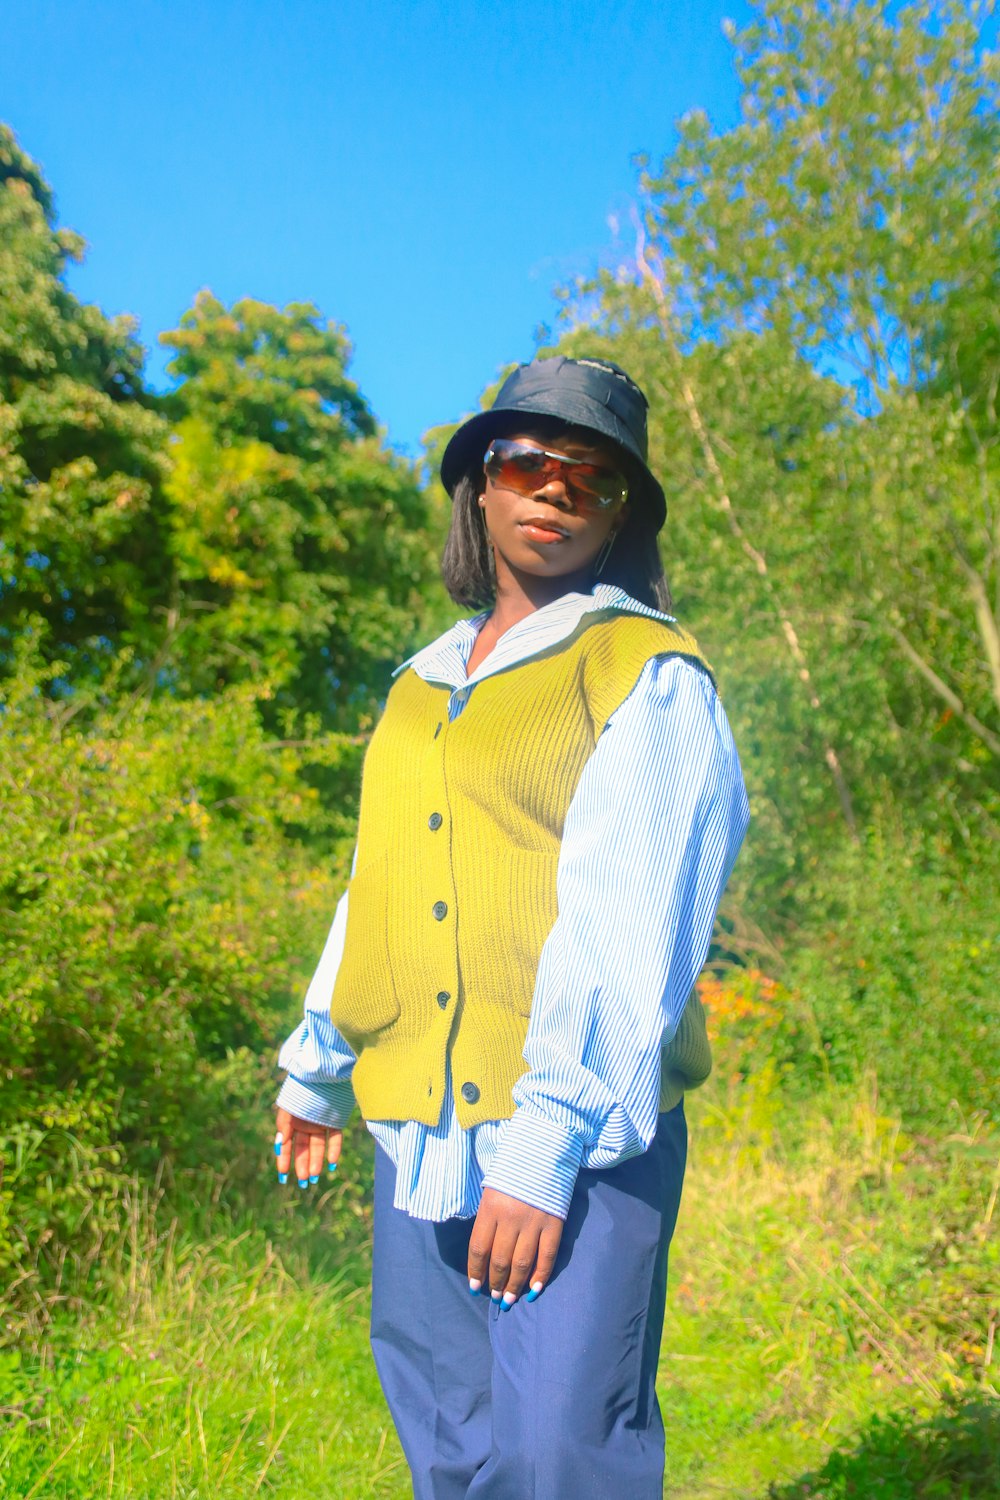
[483,438,629,513]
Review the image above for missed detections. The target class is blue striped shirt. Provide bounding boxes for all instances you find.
[276,585,749,1221]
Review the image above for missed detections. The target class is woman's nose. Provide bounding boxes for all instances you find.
[533,477,573,509]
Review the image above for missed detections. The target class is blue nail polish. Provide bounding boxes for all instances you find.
[273,1142,281,1156]
[526,1286,542,1303]
[327,1162,338,1174]
[278,1172,288,1185]
[469,1285,481,1297]
[298,1179,308,1189]
[309,1175,319,1185]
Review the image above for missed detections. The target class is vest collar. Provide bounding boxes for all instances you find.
[393,585,678,691]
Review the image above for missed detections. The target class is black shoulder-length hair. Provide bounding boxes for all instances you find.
[440,439,673,615]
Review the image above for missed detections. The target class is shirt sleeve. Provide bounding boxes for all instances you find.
[275,883,358,1128]
[480,654,750,1218]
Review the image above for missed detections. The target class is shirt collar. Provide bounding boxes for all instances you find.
[393,585,678,691]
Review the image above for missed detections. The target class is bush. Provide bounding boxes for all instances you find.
[699,825,1000,1134]
[785,826,1000,1130]
[0,651,357,1290]
[766,1396,1000,1499]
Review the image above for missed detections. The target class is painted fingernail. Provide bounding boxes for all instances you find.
[274,1132,283,1155]
[309,1175,319,1185]
[468,1278,482,1295]
[501,1292,516,1310]
[490,1290,502,1302]
[278,1172,288,1185]
[298,1179,308,1189]
[327,1162,338,1175]
[526,1281,544,1303]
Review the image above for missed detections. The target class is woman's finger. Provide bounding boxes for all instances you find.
[293,1128,313,1189]
[467,1208,497,1293]
[274,1108,293,1181]
[499,1228,541,1306]
[307,1127,327,1184]
[526,1220,564,1302]
[487,1224,519,1300]
[326,1129,343,1178]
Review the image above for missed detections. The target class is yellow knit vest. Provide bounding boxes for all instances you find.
[330,610,716,1128]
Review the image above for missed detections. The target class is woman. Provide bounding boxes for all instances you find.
[274,355,749,1499]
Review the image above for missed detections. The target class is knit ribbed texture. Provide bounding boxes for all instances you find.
[329,611,713,1127]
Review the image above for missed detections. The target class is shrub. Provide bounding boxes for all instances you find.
[766,1396,1000,1499]
[0,651,357,1290]
[785,827,1000,1130]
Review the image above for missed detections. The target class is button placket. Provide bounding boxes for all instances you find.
[424,694,458,1052]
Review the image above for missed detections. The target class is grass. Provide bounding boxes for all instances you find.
[0,1185,408,1499]
[2,1071,997,1498]
[660,1070,998,1496]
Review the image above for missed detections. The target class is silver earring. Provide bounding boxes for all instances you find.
[592,531,618,576]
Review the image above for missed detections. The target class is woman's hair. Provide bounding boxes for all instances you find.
[440,431,673,614]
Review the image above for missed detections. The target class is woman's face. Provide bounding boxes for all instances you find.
[479,424,630,585]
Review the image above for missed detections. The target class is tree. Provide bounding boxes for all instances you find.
[0,124,169,678]
[160,293,442,727]
[556,0,999,909]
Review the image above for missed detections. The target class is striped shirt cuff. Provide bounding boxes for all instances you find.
[481,1110,586,1220]
[276,1075,355,1128]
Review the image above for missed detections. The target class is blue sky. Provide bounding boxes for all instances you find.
[1,0,754,454]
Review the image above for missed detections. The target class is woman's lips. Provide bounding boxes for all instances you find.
[519,520,568,543]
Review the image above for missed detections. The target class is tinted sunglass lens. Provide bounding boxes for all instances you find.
[484,440,627,508]
[511,454,550,479]
[571,472,628,509]
[486,442,554,491]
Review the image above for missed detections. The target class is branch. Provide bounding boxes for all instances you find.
[631,213,860,840]
[959,560,1000,718]
[888,624,1000,757]
[945,518,1000,718]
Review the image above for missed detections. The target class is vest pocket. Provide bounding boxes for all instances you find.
[329,857,401,1041]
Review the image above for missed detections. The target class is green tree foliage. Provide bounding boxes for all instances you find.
[557,0,1000,943]
[0,126,169,676]
[0,127,440,727]
[160,293,441,726]
[646,0,998,406]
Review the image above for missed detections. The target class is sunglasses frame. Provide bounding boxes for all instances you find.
[482,438,629,512]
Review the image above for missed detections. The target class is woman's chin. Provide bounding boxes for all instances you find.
[500,548,593,581]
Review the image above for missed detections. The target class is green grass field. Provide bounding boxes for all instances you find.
[2,1070,997,1499]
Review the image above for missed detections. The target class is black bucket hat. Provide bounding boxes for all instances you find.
[439,355,667,530]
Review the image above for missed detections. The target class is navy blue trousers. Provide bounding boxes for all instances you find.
[370,1103,687,1500]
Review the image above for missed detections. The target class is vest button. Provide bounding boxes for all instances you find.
[428,812,443,831]
[432,900,448,921]
[436,990,451,1008]
[460,1082,480,1105]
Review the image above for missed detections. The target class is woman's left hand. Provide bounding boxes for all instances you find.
[467,1187,564,1307]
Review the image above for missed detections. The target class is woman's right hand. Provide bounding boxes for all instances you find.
[274,1106,342,1188]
